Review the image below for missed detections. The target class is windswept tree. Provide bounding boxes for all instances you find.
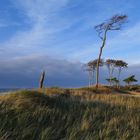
[94,14,128,88]
[105,59,116,86]
[115,60,128,83]
[123,75,137,86]
[84,59,104,87]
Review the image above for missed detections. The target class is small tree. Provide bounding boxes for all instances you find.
[106,77,119,87]
[115,60,128,83]
[94,14,128,88]
[84,59,104,87]
[112,77,119,87]
[123,75,137,86]
[105,59,116,86]
[39,71,45,89]
[84,66,93,87]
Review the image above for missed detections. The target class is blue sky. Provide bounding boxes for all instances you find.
[0,0,140,88]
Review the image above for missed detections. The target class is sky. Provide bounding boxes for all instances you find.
[0,0,140,88]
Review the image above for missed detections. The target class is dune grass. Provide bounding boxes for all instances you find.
[0,89,140,140]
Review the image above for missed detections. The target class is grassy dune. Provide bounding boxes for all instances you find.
[0,88,140,140]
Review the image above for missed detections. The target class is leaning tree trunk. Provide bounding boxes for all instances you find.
[110,67,114,86]
[88,71,91,87]
[96,30,107,89]
[117,67,121,88]
[39,71,45,89]
[107,66,112,86]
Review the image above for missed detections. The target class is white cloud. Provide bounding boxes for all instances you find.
[0,0,73,58]
[1,0,90,60]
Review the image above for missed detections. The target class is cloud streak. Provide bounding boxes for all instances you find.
[0,0,70,54]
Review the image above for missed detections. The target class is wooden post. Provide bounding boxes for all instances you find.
[39,71,45,89]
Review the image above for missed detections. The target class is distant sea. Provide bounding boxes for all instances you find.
[0,88,20,95]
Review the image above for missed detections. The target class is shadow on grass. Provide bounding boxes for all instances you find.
[0,91,140,140]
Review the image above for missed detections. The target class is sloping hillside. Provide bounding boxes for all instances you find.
[0,90,140,140]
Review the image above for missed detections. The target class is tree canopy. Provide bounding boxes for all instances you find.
[123,75,137,86]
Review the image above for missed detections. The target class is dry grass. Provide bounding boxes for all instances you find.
[0,87,140,140]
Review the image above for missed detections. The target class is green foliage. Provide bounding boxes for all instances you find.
[0,89,140,140]
[106,77,119,86]
[123,75,138,85]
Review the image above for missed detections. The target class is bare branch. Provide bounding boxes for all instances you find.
[94,14,128,39]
